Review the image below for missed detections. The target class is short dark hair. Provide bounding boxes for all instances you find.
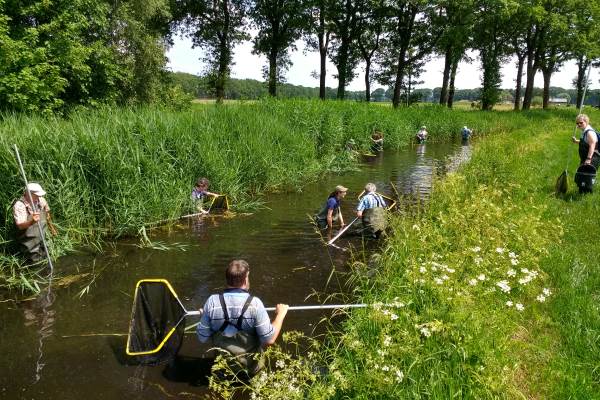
[226,259,249,287]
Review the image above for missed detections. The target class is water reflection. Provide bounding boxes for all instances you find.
[21,288,56,383]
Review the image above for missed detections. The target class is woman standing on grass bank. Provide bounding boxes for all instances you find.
[315,185,347,230]
[572,114,599,167]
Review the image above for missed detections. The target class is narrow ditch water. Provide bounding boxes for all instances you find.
[0,140,471,399]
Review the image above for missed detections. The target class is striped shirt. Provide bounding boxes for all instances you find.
[196,288,274,345]
[356,192,386,212]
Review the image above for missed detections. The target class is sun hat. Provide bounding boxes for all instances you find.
[335,185,348,193]
[26,182,46,196]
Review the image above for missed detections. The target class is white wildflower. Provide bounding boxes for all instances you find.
[515,303,524,311]
[520,268,530,274]
[419,266,427,273]
[395,369,404,383]
[441,274,450,281]
[412,224,420,231]
[468,278,478,286]
[518,276,532,285]
[383,335,392,347]
[510,258,519,266]
[496,280,511,293]
[508,252,517,259]
[496,247,505,254]
[507,269,516,277]
[472,246,481,252]
[506,301,513,307]
[431,265,438,272]
[536,294,546,302]
[377,349,387,357]
[474,257,483,265]
[478,274,486,281]
[445,267,455,273]
[543,288,552,296]
[390,313,399,320]
[420,326,431,337]
[434,278,443,285]
[381,365,390,372]
[276,359,286,369]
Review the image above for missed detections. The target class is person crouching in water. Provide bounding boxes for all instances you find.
[461,126,472,141]
[13,183,56,264]
[191,177,219,214]
[371,131,384,152]
[572,114,599,168]
[356,183,387,239]
[196,260,289,377]
[415,126,428,143]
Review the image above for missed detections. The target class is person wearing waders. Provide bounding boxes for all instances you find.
[356,183,387,239]
[415,126,428,143]
[571,114,599,193]
[191,177,219,214]
[196,260,288,377]
[315,185,348,231]
[461,126,472,141]
[13,183,56,264]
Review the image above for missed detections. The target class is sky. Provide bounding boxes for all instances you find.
[167,35,600,93]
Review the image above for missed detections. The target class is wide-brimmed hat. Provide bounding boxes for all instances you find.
[335,185,348,193]
[26,182,46,196]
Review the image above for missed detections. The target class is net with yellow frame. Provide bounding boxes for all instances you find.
[208,194,229,212]
[125,279,201,365]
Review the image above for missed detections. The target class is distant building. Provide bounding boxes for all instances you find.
[549,97,569,105]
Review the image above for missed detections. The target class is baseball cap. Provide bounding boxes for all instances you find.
[335,185,348,193]
[26,182,46,196]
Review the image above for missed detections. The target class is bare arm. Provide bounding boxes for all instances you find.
[585,131,597,164]
[263,304,289,346]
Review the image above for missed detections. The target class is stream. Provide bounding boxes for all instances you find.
[0,140,471,399]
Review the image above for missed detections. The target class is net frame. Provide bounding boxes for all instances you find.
[208,194,229,211]
[357,190,397,210]
[125,279,198,357]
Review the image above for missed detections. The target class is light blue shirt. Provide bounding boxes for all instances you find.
[196,289,274,345]
[356,192,386,211]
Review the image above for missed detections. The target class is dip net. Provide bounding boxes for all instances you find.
[126,280,188,365]
[209,195,229,211]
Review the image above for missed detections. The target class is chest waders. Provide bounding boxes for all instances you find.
[578,128,600,167]
[361,195,387,238]
[315,200,340,228]
[212,294,264,376]
[16,200,48,263]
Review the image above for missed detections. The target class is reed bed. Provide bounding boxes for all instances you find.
[0,100,525,292]
[208,107,600,398]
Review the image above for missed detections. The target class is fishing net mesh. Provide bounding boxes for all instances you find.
[127,280,186,365]
[210,195,229,210]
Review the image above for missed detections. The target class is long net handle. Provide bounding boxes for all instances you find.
[13,145,54,277]
[567,64,593,169]
[327,217,359,245]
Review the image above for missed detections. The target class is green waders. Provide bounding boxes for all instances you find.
[16,201,48,264]
[315,203,340,230]
[213,294,264,377]
[362,206,387,238]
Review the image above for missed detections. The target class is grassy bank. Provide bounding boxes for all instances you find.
[0,100,525,292]
[213,107,599,398]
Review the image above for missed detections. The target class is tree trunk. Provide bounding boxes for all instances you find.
[392,54,405,108]
[364,59,371,102]
[439,46,452,105]
[575,56,589,109]
[513,54,525,110]
[336,41,348,100]
[522,54,536,110]
[447,57,458,109]
[268,49,278,96]
[318,8,327,100]
[542,68,551,109]
[216,0,231,104]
